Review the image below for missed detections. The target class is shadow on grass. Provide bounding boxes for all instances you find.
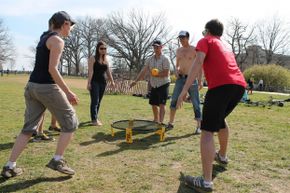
[177,182,199,193]
[78,121,93,128]
[0,142,14,151]
[0,176,72,192]
[177,172,199,193]
[79,130,126,146]
[81,131,195,157]
[176,165,227,192]
[212,164,227,179]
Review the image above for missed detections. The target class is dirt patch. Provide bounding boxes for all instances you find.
[64,77,87,89]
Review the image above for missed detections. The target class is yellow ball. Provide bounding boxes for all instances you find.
[151,68,159,76]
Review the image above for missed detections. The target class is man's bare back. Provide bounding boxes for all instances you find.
[176,45,196,75]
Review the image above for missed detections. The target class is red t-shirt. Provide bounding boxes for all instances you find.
[196,35,247,90]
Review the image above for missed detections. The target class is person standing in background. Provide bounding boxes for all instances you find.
[87,41,115,126]
[167,31,202,134]
[247,75,254,94]
[258,79,263,91]
[130,39,171,124]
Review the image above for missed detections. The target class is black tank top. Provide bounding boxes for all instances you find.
[91,60,108,83]
[29,31,58,84]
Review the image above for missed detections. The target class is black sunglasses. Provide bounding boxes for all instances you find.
[100,47,107,50]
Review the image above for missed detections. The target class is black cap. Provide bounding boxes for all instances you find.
[50,11,76,26]
[152,39,162,47]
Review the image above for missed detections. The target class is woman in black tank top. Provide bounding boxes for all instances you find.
[87,41,115,126]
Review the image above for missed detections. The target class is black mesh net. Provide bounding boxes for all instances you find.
[111,119,165,131]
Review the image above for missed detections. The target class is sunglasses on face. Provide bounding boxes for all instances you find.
[202,29,208,36]
[100,47,107,50]
[153,46,161,49]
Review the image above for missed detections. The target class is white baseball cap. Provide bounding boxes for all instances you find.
[178,31,189,38]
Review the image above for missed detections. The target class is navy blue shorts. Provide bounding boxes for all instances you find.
[201,84,245,132]
[149,83,169,106]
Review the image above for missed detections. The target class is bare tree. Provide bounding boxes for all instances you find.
[60,17,106,75]
[78,17,106,76]
[224,17,255,70]
[24,39,40,70]
[0,18,15,69]
[111,57,129,79]
[256,15,290,64]
[104,9,172,78]
[79,17,106,60]
[165,40,179,71]
[63,23,84,75]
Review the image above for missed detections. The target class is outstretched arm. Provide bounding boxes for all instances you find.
[130,65,149,88]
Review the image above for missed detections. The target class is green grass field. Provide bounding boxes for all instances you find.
[0,75,289,193]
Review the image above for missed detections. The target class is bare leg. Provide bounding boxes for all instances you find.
[8,133,33,162]
[152,105,159,122]
[55,132,74,156]
[200,130,215,182]
[37,114,45,134]
[169,108,176,124]
[217,121,229,157]
[159,104,166,123]
[196,119,201,128]
[50,115,58,128]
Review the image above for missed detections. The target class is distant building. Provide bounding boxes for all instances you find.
[238,45,290,70]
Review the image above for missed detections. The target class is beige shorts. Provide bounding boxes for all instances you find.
[22,82,78,133]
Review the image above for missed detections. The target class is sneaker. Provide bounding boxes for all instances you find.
[184,175,213,192]
[48,126,61,132]
[33,133,55,142]
[1,166,23,179]
[165,123,174,131]
[194,127,201,135]
[214,151,229,165]
[46,158,75,175]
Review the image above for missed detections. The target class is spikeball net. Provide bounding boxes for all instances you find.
[110,119,166,144]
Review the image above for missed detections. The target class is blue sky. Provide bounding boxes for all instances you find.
[0,0,289,70]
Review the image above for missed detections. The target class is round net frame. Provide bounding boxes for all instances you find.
[111,119,165,131]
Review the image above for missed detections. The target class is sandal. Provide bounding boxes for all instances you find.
[48,126,61,132]
[165,123,174,131]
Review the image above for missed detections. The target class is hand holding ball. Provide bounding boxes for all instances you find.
[151,68,159,76]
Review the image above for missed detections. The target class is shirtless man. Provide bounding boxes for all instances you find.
[167,31,202,134]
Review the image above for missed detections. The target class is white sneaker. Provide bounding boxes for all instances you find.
[194,127,201,134]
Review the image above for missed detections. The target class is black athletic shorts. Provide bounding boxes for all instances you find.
[149,83,170,106]
[201,84,245,132]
